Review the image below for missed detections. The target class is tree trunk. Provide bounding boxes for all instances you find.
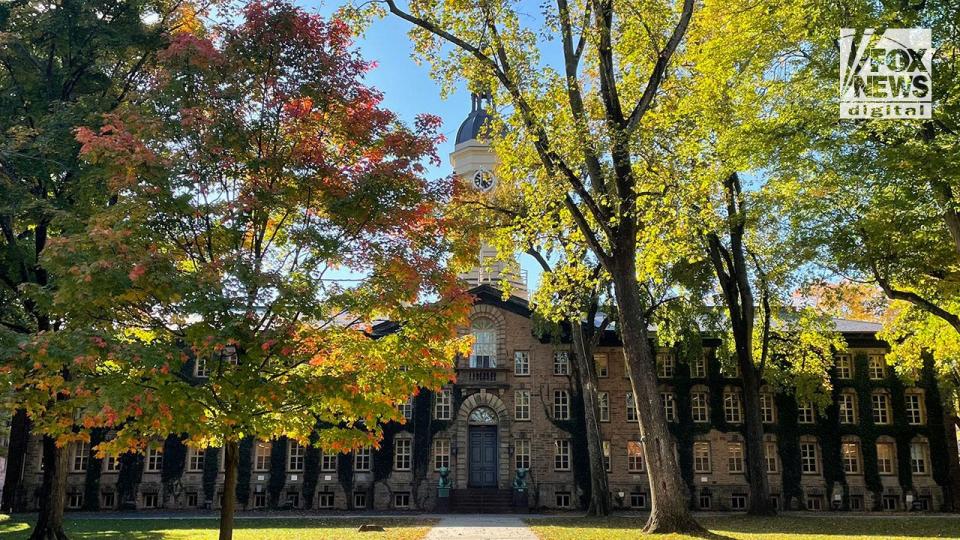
[611,265,703,534]
[1,409,30,512]
[739,353,774,515]
[570,322,611,516]
[219,440,240,540]
[29,436,68,540]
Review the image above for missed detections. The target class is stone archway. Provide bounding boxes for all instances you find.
[454,392,511,489]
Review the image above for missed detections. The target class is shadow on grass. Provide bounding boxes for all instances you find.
[0,516,435,540]
[525,515,960,539]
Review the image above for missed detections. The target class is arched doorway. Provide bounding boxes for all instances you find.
[467,406,499,487]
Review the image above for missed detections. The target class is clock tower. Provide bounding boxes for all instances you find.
[451,94,528,299]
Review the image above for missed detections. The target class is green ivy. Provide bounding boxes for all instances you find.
[337,452,355,509]
[161,434,187,506]
[202,446,220,505]
[116,452,144,508]
[302,431,321,509]
[236,437,254,509]
[268,437,287,507]
[82,428,106,511]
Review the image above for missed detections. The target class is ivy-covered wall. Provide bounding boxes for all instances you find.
[268,437,287,507]
[82,429,106,511]
[236,437,254,509]
[202,446,220,505]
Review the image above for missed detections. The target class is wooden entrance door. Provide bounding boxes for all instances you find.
[468,425,498,487]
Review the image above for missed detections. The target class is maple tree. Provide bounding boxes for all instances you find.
[27,2,471,539]
[0,1,206,537]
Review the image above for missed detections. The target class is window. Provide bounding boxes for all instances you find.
[353,492,367,508]
[849,495,864,511]
[630,492,647,508]
[723,360,740,377]
[842,441,861,474]
[103,455,121,472]
[626,392,637,422]
[288,440,305,472]
[514,351,530,376]
[691,353,707,378]
[354,447,371,471]
[872,392,891,425]
[195,357,209,378]
[321,451,337,472]
[699,492,712,509]
[553,352,570,375]
[882,495,898,511]
[146,446,163,472]
[731,494,747,510]
[286,491,300,508]
[435,389,452,420]
[394,438,412,470]
[254,442,271,471]
[906,392,926,425]
[515,439,531,470]
[142,493,159,508]
[836,354,853,379]
[72,441,90,472]
[691,391,709,423]
[627,441,645,472]
[398,396,413,420]
[657,353,675,378]
[724,390,743,424]
[394,492,411,509]
[797,401,815,424]
[728,442,744,473]
[253,492,267,508]
[602,440,611,471]
[800,441,819,474]
[868,354,886,380]
[765,441,778,473]
[594,354,608,377]
[661,392,676,422]
[554,440,570,470]
[760,392,775,424]
[67,493,83,509]
[556,492,572,508]
[806,496,823,511]
[470,318,497,367]
[223,346,239,365]
[693,442,711,473]
[554,390,570,420]
[910,441,929,474]
[434,439,450,470]
[876,441,896,474]
[103,492,116,508]
[188,448,205,472]
[839,392,858,424]
[515,390,531,421]
[317,492,334,509]
[598,392,610,422]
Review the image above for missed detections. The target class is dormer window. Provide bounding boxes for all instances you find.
[470,318,497,368]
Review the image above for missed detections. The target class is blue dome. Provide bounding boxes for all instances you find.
[455,93,492,145]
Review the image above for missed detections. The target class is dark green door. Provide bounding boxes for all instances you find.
[468,425,498,487]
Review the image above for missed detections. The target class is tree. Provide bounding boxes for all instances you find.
[38,3,471,539]
[377,0,705,531]
[0,1,197,537]
[768,1,960,434]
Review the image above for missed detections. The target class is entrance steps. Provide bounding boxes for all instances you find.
[450,488,515,513]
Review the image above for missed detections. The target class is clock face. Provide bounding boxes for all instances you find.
[472,169,496,192]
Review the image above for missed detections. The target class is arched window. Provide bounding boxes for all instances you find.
[470,318,497,368]
[469,406,499,425]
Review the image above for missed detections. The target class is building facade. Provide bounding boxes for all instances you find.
[1,98,958,514]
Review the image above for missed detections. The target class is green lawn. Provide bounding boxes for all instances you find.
[0,515,436,539]
[526,515,960,540]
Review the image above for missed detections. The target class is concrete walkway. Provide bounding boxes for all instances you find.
[424,514,539,540]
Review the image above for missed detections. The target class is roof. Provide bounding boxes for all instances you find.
[455,93,492,145]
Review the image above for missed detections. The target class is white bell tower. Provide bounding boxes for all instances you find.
[451,94,528,299]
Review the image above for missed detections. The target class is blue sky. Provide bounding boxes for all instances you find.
[308,1,545,293]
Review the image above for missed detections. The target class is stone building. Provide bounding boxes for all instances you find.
[1,97,957,514]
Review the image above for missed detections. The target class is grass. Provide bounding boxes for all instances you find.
[0,515,437,539]
[525,515,960,540]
